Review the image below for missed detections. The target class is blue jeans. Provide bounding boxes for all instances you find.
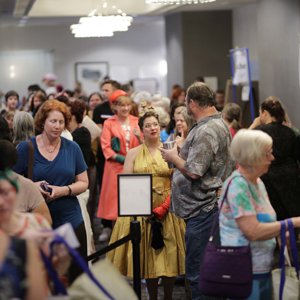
[247,274,272,300]
[229,274,272,300]
[185,206,223,300]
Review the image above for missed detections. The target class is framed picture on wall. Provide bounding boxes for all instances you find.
[75,62,109,95]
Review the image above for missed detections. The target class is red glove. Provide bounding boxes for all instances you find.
[153,194,171,220]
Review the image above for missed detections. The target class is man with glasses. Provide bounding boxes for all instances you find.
[161,82,233,299]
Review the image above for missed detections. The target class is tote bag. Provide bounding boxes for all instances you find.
[272,219,300,300]
[41,235,115,300]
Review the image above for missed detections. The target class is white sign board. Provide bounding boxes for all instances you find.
[232,50,249,85]
[118,174,152,216]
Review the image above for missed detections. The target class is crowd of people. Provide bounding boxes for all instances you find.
[0,74,300,300]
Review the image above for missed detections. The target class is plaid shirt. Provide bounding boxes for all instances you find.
[171,113,234,219]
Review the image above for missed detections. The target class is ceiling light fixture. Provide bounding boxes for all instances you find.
[145,0,215,4]
[70,1,133,38]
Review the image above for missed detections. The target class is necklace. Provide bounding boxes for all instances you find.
[42,135,60,153]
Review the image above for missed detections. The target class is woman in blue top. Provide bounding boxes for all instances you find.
[14,99,88,284]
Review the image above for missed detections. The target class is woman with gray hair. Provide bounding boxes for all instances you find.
[171,106,194,148]
[13,111,34,146]
[219,129,300,299]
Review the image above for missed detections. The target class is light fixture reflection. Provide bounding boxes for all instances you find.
[70,2,133,38]
[145,0,215,4]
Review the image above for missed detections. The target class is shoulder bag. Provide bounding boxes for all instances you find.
[199,177,253,299]
[27,139,34,180]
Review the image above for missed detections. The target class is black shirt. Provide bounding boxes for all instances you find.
[72,127,95,167]
[256,122,300,219]
[92,101,114,125]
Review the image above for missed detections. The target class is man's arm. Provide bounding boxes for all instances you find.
[160,146,200,179]
[160,130,215,180]
[172,154,200,179]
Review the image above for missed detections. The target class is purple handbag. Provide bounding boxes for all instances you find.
[199,177,253,299]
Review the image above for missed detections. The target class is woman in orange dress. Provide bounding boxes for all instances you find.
[97,90,141,221]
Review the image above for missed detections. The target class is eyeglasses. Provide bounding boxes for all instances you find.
[143,122,160,129]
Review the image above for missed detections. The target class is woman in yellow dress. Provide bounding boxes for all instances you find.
[107,109,186,300]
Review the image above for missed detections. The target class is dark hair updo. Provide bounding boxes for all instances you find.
[261,96,285,124]
[138,111,159,131]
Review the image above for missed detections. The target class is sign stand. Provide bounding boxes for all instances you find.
[118,174,153,300]
[131,218,142,299]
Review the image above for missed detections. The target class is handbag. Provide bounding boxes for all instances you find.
[199,177,253,299]
[68,259,138,300]
[149,216,164,250]
[111,137,121,153]
[272,219,300,300]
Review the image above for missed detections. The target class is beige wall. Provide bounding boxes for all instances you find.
[166,10,232,94]
[233,0,300,128]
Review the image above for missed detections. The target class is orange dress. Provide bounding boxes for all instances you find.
[97,115,141,220]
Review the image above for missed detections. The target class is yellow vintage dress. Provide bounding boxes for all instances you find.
[107,144,186,279]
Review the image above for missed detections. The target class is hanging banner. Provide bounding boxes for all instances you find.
[232,50,249,85]
[229,47,255,121]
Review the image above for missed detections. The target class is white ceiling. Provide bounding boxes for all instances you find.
[0,0,256,26]
[28,0,256,17]
[29,0,166,17]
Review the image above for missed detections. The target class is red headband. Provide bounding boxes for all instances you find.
[109,90,127,103]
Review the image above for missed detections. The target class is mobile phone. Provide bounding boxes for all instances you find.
[40,182,53,193]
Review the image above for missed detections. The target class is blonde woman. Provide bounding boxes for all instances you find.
[97,90,141,222]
